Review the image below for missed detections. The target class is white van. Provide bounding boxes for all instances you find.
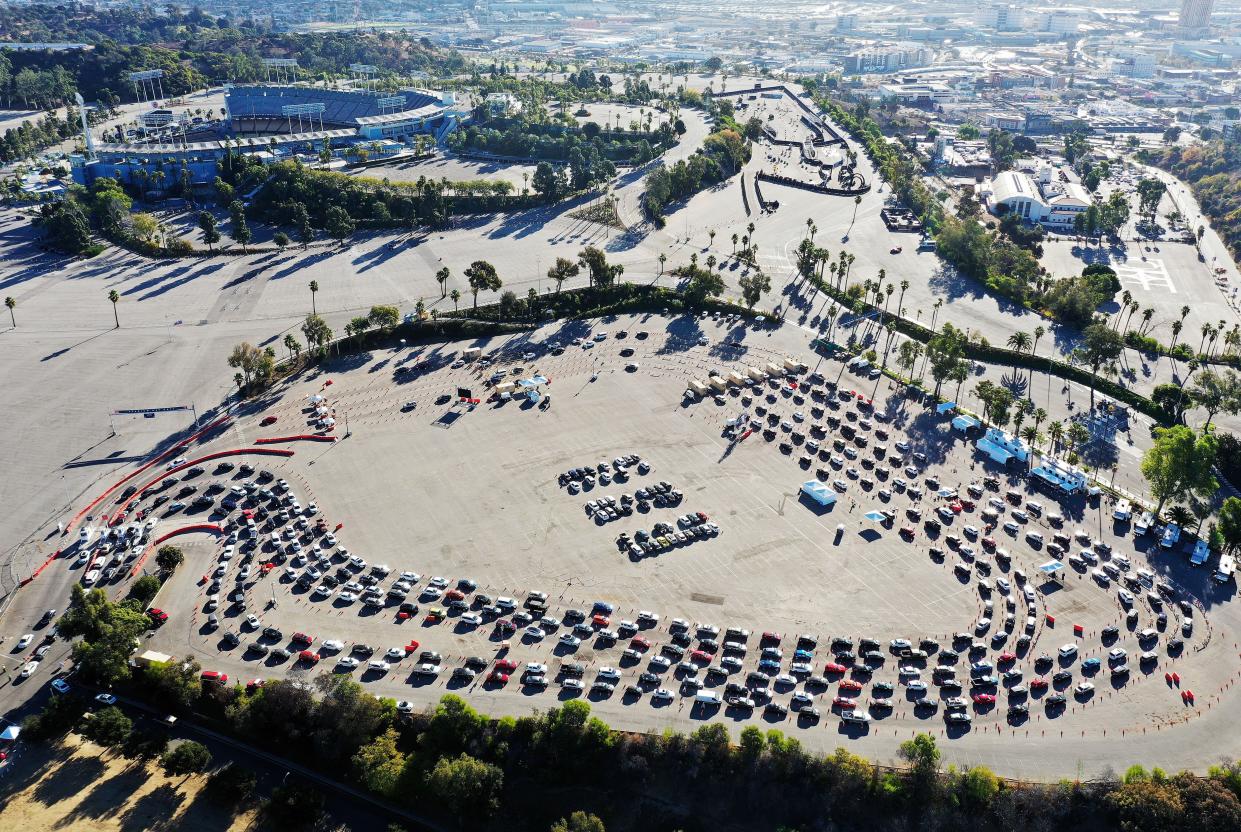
[1135,512,1153,536]
[1113,500,1132,521]
[694,691,721,705]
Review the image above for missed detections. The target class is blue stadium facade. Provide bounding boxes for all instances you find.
[72,84,461,189]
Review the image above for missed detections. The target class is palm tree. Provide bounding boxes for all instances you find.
[1170,319,1183,353]
[1020,426,1040,455]
[4,296,13,327]
[1006,331,1031,354]
[708,229,716,248]
[658,252,667,276]
[1139,307,1155,336]
[1166,504,1194,530]
[746,221,755,242]
[108,290,120,328]
[1047,420,1064,452]
[309,280,319,315]
[731,232,739,254]
[436,267,450,298]
[449,289,461,313]
[1116,289,1132,330]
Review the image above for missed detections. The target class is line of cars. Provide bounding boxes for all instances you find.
[560,455,652,494]
[617,513,720,559]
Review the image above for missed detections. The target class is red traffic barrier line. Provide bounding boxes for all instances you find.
[67,415,232,535]
[91,447,295,576]
[29,549,64,582]
[254,434,338,444]
[130,522,224,577]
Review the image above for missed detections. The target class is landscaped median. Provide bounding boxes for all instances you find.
[810,283,1174,427]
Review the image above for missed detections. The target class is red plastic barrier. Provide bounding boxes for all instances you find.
[253,434,337,444]
[90,447,294,576]
[28,549,64,582]
[129,522,223,577]
[67,415,232,535]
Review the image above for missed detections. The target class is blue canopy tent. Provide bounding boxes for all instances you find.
[951,414,981,433]
[937,401,957,414]
[800,480,837,507]
[864,510,886,522]
[1037,560,1065,584]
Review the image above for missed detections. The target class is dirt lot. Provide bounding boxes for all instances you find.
[0,735,253,832]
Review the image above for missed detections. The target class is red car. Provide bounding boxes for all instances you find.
[960,499,975,511]
[696,511,710,522]
[998,652,1017,663]
[298,650,319,664]
[260,415,278,426]
[488,671,510,685]
[761,632,782,645]
[1030,678,1048,689]
[246,678,265,691]
[832,695,857,709]
[444,589,465,601]
[949,502,963,513]
[147,608,168,624]
[981,537,997,550]
[291,632,314,645]
[824,662,848,675]
[495,659,518,673]
[495,619,516,633]
[690,649,712,664]
[899,526,915,539]
[201,670,229,685]
[629,636,651,651]
[591,614,611,628]
[972,693,996,705]
[839,679,863,692]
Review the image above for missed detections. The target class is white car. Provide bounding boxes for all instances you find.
[523,625,545,640]
[397,700,415,714]
[649,655,671,670]
[20,661,39,678]
[321,640,344,652]
[94,693,118,705]
[348,555,366,569]
[367,660,391,673]
[399,571,421,584]
[526,662,548,674]
[559,634,581,648]
[597,666,621,680]
[562,678,584,691]
[245,614,261,629]
[428,576,449,589]
[1058,643,1078,659]
[459,613,482,627]
[652,688,674,701]
[385,647,407,661]
[16,634,34,650]
[337,657,360,670]
[415,663,440,676]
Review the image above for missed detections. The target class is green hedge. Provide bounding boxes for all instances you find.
[812,281,1173,426]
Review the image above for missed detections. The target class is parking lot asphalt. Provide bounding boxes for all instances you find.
[65,311,1231,781]
[3,74,1241,780]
